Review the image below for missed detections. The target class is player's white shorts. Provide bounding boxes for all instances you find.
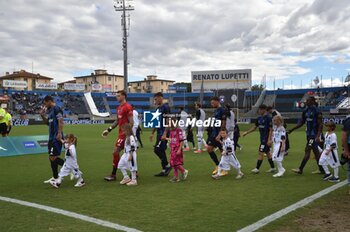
[272,142,285,162]
[319,150,340,169]
[219,154,241,171]
[118,151,138,172]
[59,159,81,179]
[196,127,204,138]
[180,127,187,138]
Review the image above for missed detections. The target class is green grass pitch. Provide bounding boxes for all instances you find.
[0,124,347,232]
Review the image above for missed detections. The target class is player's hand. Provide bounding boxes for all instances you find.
[56,133,62,142]
[215,135,221,142]
[161,135,167,141]
[176,150,181,155]
[128,155,132,161]
[267,140,272,146]
[149,134,154,142]
[315,137,321,143]
[39,106,47,116]
[102,130,109,138]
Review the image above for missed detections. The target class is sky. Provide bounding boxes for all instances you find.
[0,0,349,89]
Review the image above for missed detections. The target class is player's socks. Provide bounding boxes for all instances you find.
[209,152,219,165]
[299,158,309,172]
[334,167,339,178]
[131,171,137,180]
[120,169,128,178]
[268,158,275,168]
[111,167,117,176]
[322,165,330,175]
[50,160,59,179]
[256,159,263,169]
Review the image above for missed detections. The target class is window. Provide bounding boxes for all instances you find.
[108,76,112,81]
[161,81,163,85]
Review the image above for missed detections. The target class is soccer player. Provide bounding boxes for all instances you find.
[168,117,188,183]
[271,115,286,177]
[319,121,340,182]
[207,96,226,175]
[224,104,235,141]
[102,90,133,181]
[49,134,85,188]
[40,95,65,184]
[288,96,324,175]
[136,125,143,148]
[118,124,138,186]
[178,107,190,151]
[243,104,275,174]
[194,102,207,153]
[150,92,172,177]
[131,105,140,145]
[212,128,244,180]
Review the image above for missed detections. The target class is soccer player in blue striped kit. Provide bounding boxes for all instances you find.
[40,95,65,184]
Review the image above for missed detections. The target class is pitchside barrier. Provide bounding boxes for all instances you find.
[0,135,49,157]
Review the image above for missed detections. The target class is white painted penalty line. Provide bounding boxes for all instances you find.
[0,196,142,232]
[237,180,347,232]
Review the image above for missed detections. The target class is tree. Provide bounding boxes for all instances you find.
[251,84,264,91]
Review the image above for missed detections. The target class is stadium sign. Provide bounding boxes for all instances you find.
[91,84,102,91]
[3,80,27,88]
[36,82,58,90]
[63,119,105,125]
[0,135,49,157]
[191,69,252,92]
[64,83,86,91]
[13,119,30,126]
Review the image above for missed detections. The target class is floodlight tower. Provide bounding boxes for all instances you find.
[114,0,134,92]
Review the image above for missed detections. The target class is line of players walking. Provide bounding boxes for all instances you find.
[40,92,345,188]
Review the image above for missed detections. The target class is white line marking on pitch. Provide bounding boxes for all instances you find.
[237,180,347,232]
[0,196,142,232]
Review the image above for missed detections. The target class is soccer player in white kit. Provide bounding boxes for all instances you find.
[319,121,340,182]
[271,115,287,178]
[212,129,244,180]
[225,104,235,141]
[49,134,85,188]
[131,105,140,146]
[179,107,190,151]
[118,124,138,186]
[194,102,207,153]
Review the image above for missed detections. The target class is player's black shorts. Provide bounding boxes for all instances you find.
[48,140,63,156]
[305,137,319,150]
[207,137,223,150]
[258,143,270,153]
[0,123,7,135]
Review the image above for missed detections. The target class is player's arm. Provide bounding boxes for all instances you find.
[267,119,273,145]
[57,117,63,141]
[129,136,136,160]
[102,117,118,137]
[177,140,184,155]
[242,125,257,136]
[149,128,156,142]
[315,113,323,142]
[280,132,286,152]
[288,112,305,134]
[39,107,49,126]
[342,130,350,158]
[128,114,134,128]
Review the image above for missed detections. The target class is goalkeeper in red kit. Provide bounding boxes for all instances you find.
[102,90,133,181]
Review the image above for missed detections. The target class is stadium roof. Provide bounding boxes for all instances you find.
[0,70,53,80]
